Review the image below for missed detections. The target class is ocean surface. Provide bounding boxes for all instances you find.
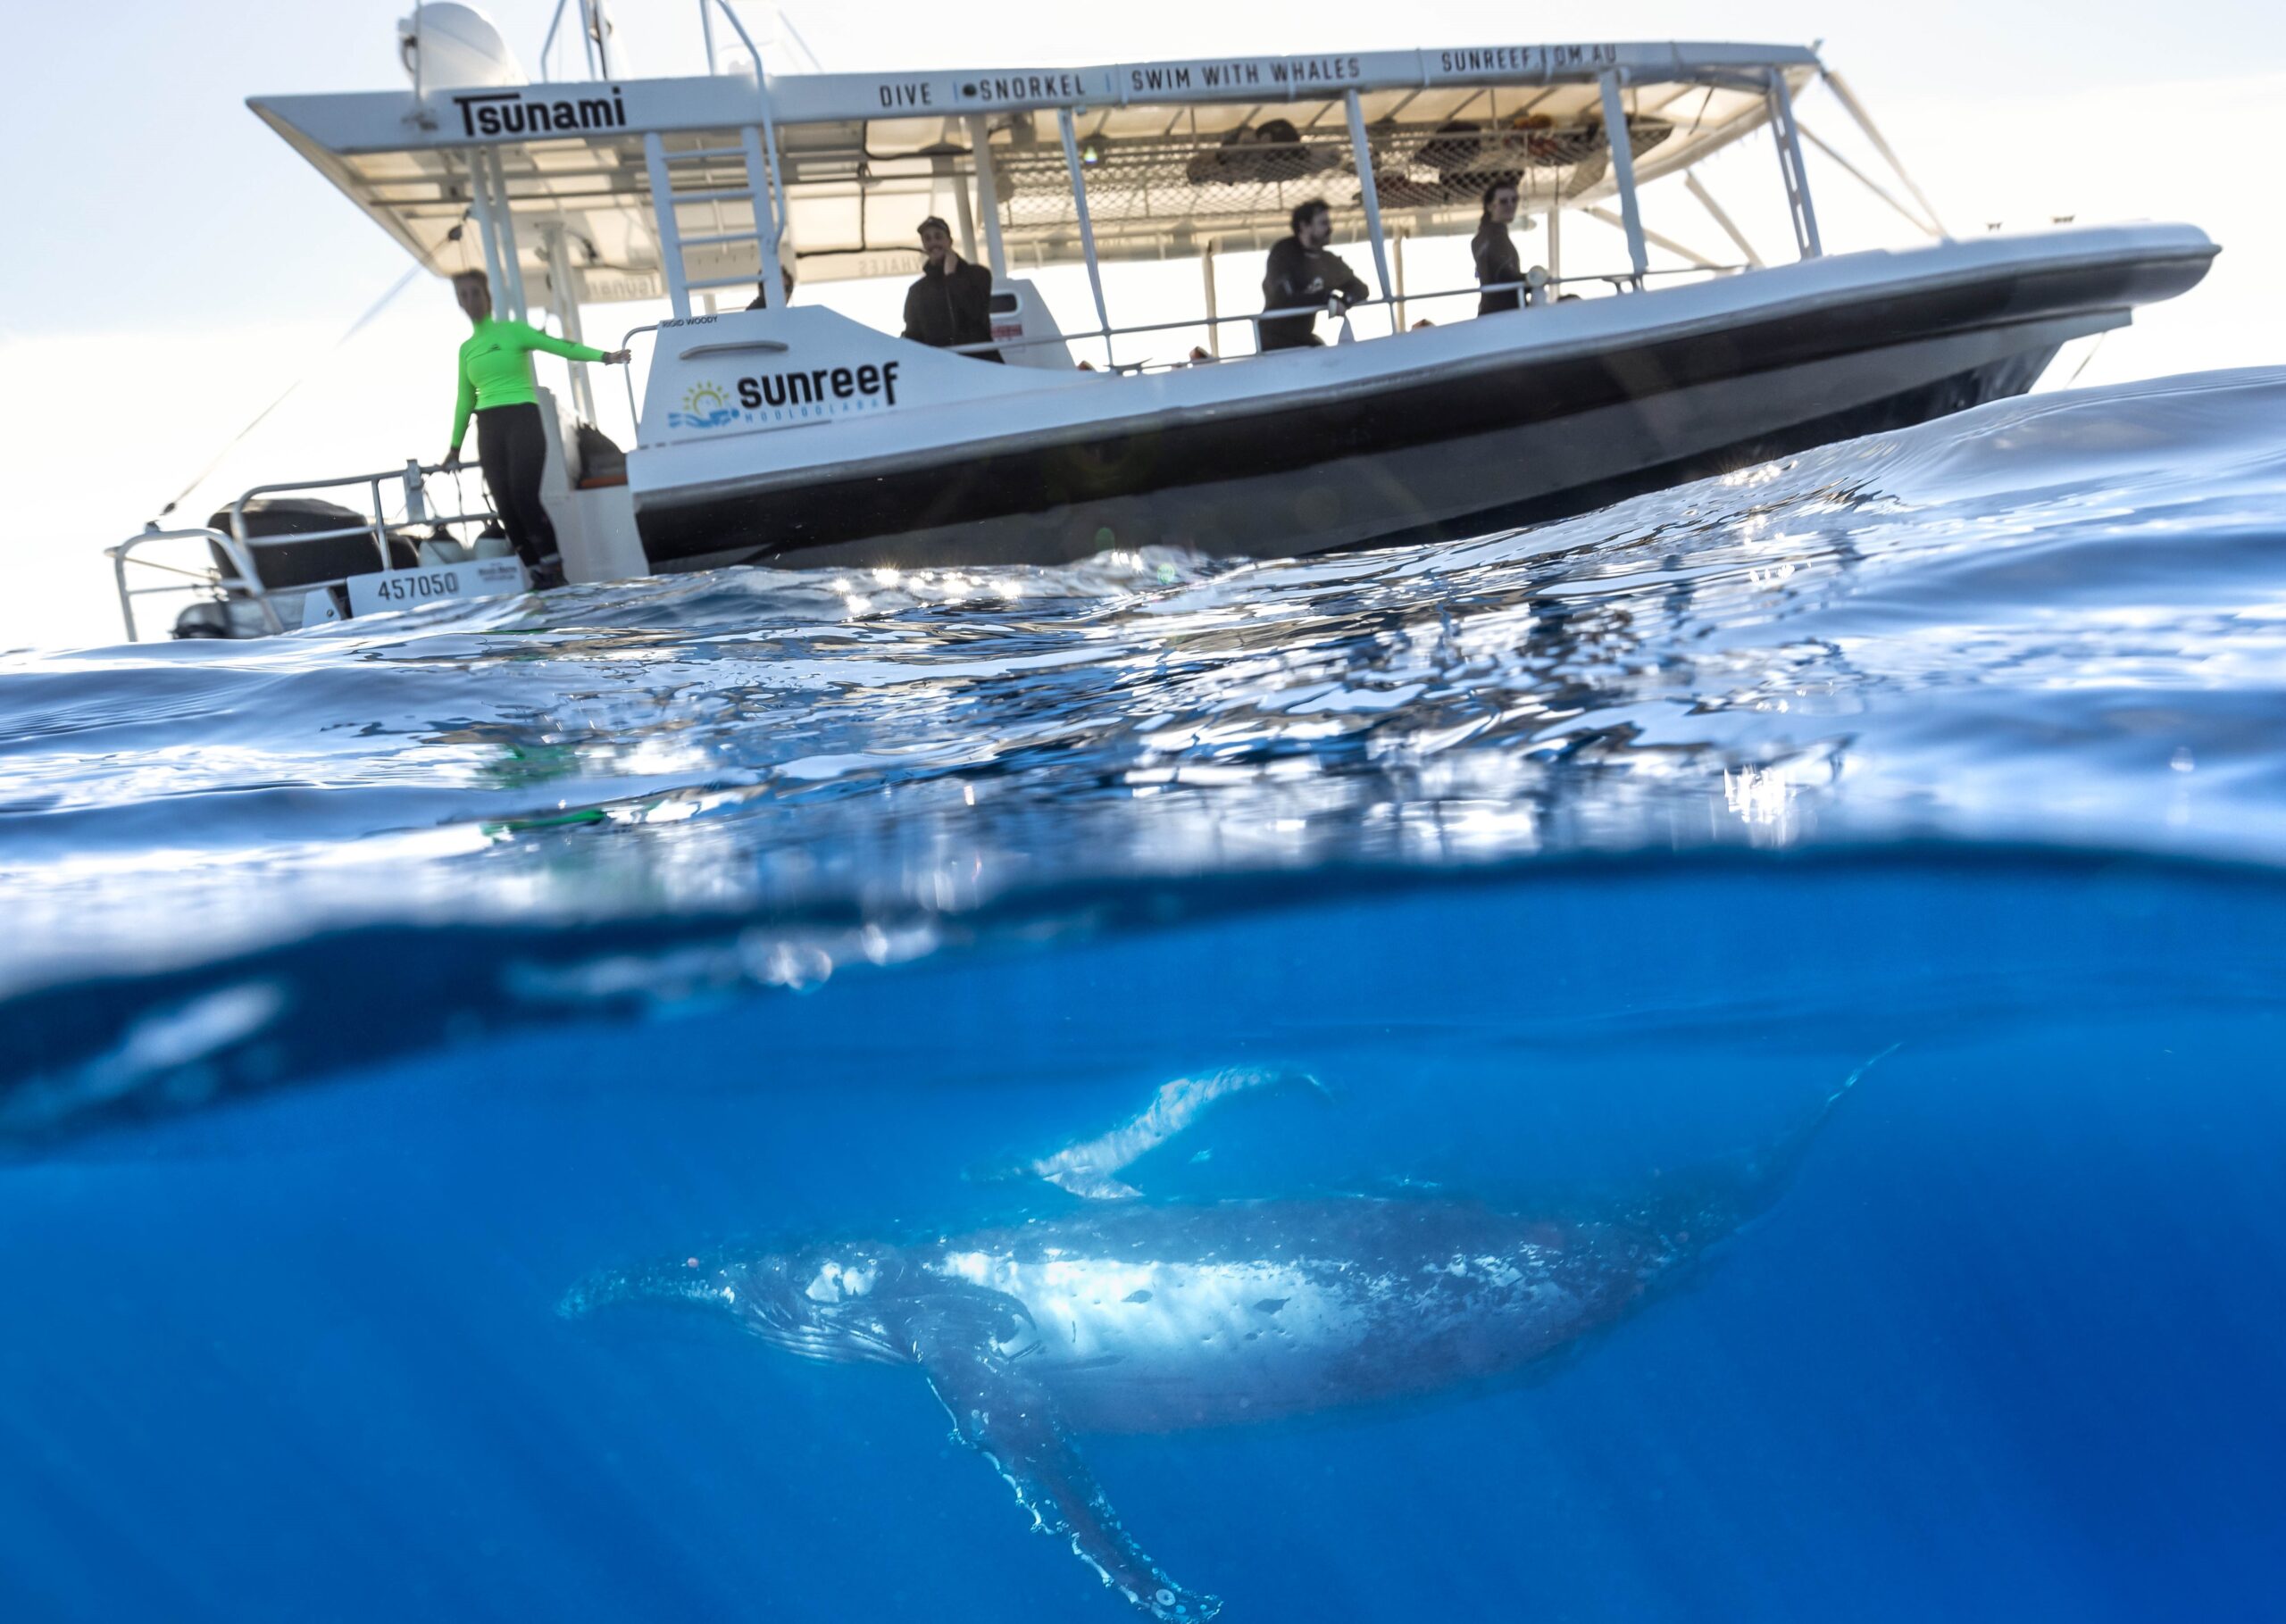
[4,368,2284,1621]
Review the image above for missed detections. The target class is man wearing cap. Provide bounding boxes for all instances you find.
[900,217,1001,361]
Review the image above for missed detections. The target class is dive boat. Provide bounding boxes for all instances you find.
[109,3,2216,637]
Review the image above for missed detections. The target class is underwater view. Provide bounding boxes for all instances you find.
[5,369,2286,1621]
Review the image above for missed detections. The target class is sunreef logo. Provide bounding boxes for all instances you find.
[452,87,629,138]
[664,362,904,436]
[668,381,739,432]
[736,362,901,412]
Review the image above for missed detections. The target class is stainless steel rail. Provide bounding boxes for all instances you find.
[946,262,1747,359]
[107,527,284,641]
[109,459,498,642]
[613,258,1748,427]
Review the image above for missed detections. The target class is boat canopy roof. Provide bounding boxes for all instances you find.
[251,41,1819,295]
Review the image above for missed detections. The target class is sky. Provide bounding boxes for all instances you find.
[1,0,2282,651]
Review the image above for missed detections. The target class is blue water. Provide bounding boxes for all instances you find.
[4,371,2286,1621]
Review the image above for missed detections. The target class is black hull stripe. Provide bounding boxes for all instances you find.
[648,350,2059,574]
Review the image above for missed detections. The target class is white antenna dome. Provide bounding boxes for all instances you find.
[399,4,526,89]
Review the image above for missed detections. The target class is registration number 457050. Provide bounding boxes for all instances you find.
[344,557,529,618]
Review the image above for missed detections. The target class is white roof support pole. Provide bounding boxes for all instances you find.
[1598,71,1650,287]
[643,131,692,320]
[539,221,597,423]
[485,149,530,321]
[966,115,1009,280]
[738,124,785,305]
[1546,203,1562,285]
[464,153,511,315]
[949,157,980,263]
[1393,231,1407,330]
[1342,88,1395,331]
[1057,107,1114,367]
[1766,71,1823,260]
[1683,171,1765,268]
[1201,239,1219,357]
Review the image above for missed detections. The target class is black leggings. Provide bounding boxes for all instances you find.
[476,402,557,567]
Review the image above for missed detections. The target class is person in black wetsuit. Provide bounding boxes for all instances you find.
[1258,198,1373,352]
[900,217,1000,360]
[1473,179,1525,315]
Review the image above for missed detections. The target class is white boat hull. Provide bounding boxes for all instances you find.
[625,224,2215,570]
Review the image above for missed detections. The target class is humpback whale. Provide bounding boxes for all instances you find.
[563,1058,1881,1620]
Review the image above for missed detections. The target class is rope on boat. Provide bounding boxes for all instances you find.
[153,221,470,523]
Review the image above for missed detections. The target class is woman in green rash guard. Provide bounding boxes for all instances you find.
[440,270,630,581]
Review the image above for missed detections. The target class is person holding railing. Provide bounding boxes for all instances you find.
[1258,198,1373,352]
[1473,180,1526,315]
[440,270,630,584]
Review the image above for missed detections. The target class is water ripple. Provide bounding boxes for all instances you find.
[3,367,2282,994]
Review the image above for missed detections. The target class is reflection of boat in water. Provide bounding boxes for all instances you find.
[110,6,2215,637]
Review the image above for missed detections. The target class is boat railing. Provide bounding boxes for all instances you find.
[108,460,499,642]
[1374,262,1751,316]
[615,258,1751,423]
[107,527,286,642]
[536,0,816,82]
[620,324,663,428]
[945,263,1750,362]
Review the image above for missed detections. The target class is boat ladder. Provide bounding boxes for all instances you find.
[642,127,785,320]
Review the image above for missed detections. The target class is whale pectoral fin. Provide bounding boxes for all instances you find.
[913,1332,1220,1621]
[980,1066,1324,1201]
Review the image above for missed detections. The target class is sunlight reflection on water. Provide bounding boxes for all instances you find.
[2,369,2282,994]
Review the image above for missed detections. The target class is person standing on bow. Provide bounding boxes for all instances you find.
[900,217,1000,360]
[440,270,629,581]
[1258,198,1373,352]
[1473,180,1526,315]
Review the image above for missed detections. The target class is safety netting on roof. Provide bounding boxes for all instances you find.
[768,75,1776,275]
[985,112,1679,254]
